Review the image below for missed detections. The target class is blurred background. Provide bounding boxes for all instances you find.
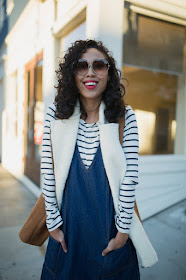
[0,0,186,279]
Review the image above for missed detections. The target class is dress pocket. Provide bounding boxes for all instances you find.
[103,239,131,278]
[44,235,61,275]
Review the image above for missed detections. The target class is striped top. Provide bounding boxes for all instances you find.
[77,119,100,169]
[41,103,139,234]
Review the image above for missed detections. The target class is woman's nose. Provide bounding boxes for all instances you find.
[86,64,95,76]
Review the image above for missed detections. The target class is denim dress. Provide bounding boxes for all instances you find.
[41,144,140,279]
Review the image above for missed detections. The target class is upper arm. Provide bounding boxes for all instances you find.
[41,103,57,175]
[122,107,139,184]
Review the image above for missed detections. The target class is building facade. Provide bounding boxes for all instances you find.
[0,0,8,162]
[0,0,29,161]
[1,0,186,218]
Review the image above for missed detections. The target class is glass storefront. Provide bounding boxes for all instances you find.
[123,8,185,155]
[123,66,177,155]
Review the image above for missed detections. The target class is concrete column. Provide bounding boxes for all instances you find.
[0,58,6,162]
[175,43,186,154]
[42,31,60,109]
[1,49,7,165]
[183,44,186,155]
[175,76,185,154]
[41,33,60,188]
[86,0,124,70]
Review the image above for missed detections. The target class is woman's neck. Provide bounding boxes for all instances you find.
[80,98,101,124]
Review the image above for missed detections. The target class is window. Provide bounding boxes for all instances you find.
[123,9,186,155]
[34,61,44,161]
[123,66,177,155]
[123,10,185,74]
[24,52,44,186]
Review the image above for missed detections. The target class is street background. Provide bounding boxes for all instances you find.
[1,1,186,279]
[0,164,186,280]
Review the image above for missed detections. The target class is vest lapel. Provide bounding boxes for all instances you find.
[50,112,80,211]
[99,123,126,214]
[98,101,126,214]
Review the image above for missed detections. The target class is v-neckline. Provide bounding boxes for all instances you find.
[76,143,101,173]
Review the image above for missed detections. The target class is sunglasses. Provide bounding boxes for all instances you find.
[73,59,110,76]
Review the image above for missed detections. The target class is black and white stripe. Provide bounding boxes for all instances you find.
[41,103,139,233]
[41,104,63,230]
[77,120,100,169]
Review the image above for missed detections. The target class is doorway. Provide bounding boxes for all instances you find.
[24,51,44,186]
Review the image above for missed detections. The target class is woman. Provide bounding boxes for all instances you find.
[40,39,140,279]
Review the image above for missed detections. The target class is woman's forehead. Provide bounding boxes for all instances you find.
[80,48,106,61]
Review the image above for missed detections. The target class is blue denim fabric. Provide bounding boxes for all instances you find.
[41,144,140,280]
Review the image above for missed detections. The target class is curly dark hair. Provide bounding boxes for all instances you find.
[55,39,126,123]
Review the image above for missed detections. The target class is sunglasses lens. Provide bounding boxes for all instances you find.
[74,61,88,75]
[93,60,108,75]
[73,59,109,75]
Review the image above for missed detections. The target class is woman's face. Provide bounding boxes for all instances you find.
[74,48,109,104]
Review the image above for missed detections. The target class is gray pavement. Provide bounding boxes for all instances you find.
[0,164,186,280]
[0,165,44,279]
[139,199,186,280]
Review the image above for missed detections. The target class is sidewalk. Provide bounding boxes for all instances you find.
[139,198,186,280]
[0,164,186,280]
[0,165,44,280]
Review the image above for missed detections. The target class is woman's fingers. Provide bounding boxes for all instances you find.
[50,228,68,253]
[60,239,67,253]
[102,235,128,256]
[102,246,111,256]
[58,230,68,253]
[102,239,114,256]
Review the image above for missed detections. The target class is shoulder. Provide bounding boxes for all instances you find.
[125,105,137,124]
[123,106,139,141]
[47,102,57,115]
[45,103,57,121]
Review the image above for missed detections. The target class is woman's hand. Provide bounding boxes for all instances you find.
[50,228,67,253]
[102,232,128,256]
